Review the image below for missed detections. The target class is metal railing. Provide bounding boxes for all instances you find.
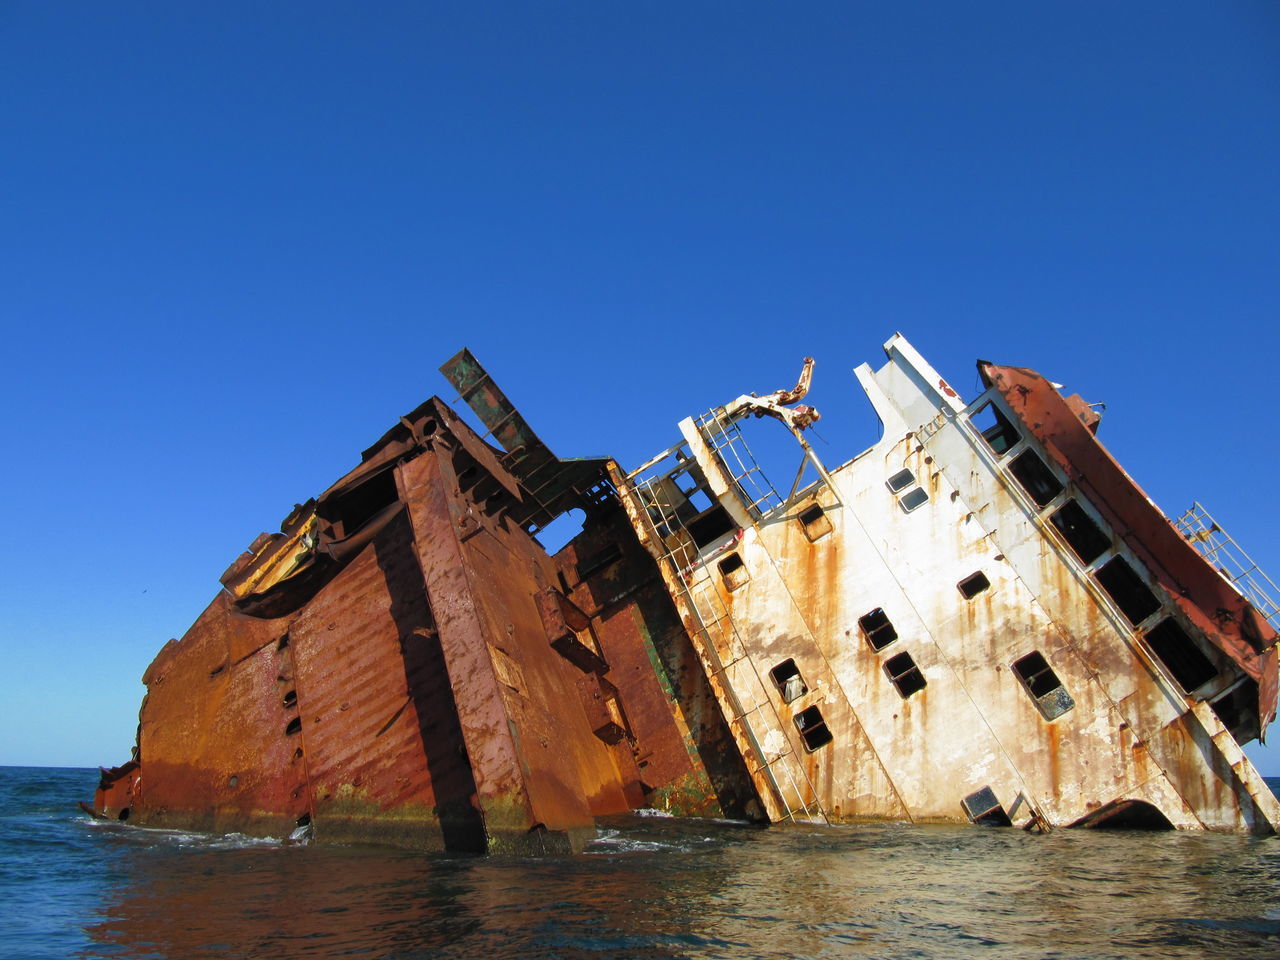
[626,439,826,824]
[1174,502,1280,630]
[695,407,785,519]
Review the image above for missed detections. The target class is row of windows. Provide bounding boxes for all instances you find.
[857,605,1072,716]
[767,642,1076,755]
[771,649,925,709]
[971,400,1220,696]
[753,534,1004,752]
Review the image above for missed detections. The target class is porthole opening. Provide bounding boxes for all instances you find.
[887,468,915,493]
[1049,500,1110,565]
[1095,556,1161,626]
[798,503,833,541]
[1011,651,1075,720]
[718,552,749,590]
[900,488,929,512]
[885,652,926,698]
[1008,449,1064,507]
[793,706,833,751]
[769,659,808,703]
[858,608,898,651]
[958,571,991,599]
[962,786,1012,826]
[972,403,1020,455]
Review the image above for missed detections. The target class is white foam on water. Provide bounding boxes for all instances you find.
[182,831,284,850]
[81,818,290,850]
[585,827,697,855]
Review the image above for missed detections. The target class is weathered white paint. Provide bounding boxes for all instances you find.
[619,336,1280,833]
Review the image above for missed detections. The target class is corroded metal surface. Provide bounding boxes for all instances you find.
[980,361,1279,727]
[94,361,759,851]
[614,335,1280,834]
[93,337,1280,847]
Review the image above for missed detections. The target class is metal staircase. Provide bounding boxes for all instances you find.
[628,441,826,824]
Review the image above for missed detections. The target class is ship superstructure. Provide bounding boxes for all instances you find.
[90,336,1280,846]
[615,334,1279,831]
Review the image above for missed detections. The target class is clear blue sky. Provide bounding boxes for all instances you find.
[3,3,1279,777]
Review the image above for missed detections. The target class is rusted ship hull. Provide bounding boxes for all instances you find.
[92,339,1280,846]
[93,385,761,853]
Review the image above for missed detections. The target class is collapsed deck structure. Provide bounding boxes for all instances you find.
[90,336,1280,849]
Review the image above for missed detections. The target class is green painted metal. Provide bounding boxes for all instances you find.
[439,348,612,530]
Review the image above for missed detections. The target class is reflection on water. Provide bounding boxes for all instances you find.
[78,814,1280,959]
[3,769,1279,960]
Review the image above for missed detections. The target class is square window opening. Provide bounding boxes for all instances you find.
[1144,618,1218,693]
[1012,652,1059,698]
[972,402,1021,455]
[962,786,1012,826]
[900,487,929,512]
[769,659,809,703]
[1012,651,1075,720]
[687,505,738,548]
[958,571,991,599]
[887,468,915,493]
[684,487,714,513]
[858,608,899,651]
[1210,679,1260,745]
[793,706,833,751]
[718,552,749,590]
[1049,500,1111,565]
[798,503,833,540]
[1008,450,1065,507]
[885,652,926,698]
[577,544,624,582]
[1095,556,1161,626]
[321,467,399,538]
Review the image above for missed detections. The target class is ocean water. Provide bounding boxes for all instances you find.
[2,767,1279,960]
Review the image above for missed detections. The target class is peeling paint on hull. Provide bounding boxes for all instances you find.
[91,338,1280,848]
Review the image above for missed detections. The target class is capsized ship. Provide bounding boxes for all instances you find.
[90,335,1280,848]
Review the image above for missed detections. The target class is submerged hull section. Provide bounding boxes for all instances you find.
[617,336,1279,833]
[93,339,1280,845]
[94,393,760,852]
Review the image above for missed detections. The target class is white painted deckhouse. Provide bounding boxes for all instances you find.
[614,334,1280,833]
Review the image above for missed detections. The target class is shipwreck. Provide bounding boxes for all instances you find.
[89,335,1280,850]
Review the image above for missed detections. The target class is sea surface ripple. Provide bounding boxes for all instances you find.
[2,767,1278,959]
